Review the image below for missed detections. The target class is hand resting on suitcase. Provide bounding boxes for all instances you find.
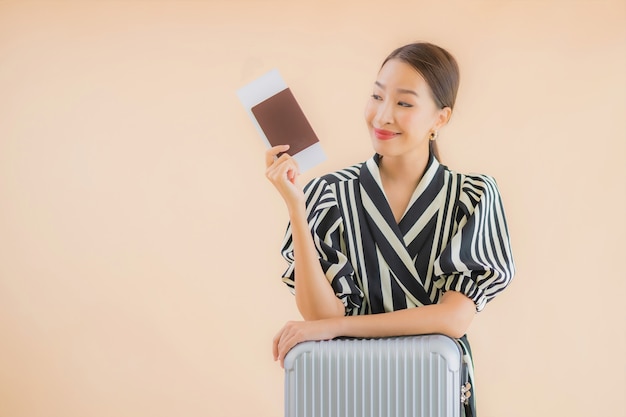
[272,290,475,368]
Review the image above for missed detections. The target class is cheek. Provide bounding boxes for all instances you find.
[401,111,430,132]
[395,111,415,130]
[363,101,376,124]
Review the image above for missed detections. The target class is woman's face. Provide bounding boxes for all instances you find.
[364,59,449,160]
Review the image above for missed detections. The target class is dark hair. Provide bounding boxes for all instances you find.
[381,42,460,161]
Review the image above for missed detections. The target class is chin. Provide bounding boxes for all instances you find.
[371,140,397,156]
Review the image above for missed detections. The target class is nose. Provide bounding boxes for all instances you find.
[374,100,394,126]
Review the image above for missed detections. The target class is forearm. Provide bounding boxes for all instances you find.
[288,205,345,320]
[273,291,476,367]
[331,291,475,339]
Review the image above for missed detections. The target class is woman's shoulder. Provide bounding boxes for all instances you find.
[305,162,365,190]
[441,164,499,193]
[320,162,364,184]
[300,162,365,211]
[440,164,503,211]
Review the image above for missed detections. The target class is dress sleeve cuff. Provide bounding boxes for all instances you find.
[435,274,488,312]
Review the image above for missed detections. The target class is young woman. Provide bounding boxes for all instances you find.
[265,42,515,416]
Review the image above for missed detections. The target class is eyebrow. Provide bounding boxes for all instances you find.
[374,81,418,97]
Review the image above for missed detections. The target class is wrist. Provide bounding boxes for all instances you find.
[287,199,307,220]
[327,316,346,339]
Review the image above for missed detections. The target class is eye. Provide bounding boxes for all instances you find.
[371,94,382,101]
[398,101,413,108]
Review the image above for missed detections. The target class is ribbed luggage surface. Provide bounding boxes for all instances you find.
[284,335,462,417]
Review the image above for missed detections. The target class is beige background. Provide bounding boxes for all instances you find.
[1,1,625,416]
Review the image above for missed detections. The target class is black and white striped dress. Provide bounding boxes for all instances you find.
[280,153,515,415]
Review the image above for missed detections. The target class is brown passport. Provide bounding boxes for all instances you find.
[251,88,319,156]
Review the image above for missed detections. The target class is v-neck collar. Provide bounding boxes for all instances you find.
[358,153,444,307]
[362,153,443,234]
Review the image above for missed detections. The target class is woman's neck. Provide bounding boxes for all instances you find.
[377,151,430,223]
[378,151,430,187]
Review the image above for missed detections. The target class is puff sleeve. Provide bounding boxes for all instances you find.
[280,177,364,314]
[433,174,515,312]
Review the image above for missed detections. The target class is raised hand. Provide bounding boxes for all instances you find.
[265,145,305,211]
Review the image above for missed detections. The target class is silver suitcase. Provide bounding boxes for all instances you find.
[284,334,465,417]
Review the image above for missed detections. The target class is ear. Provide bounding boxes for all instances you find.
[434,107,452,130]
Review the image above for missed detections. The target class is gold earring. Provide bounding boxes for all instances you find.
[429,131,439,141]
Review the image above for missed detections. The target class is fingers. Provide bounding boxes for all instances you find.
[272,320,337,368]
[265,151,301,189]
[265,144,290,168]
[272,323,293,362]
[278,338,292,368]
[272,321,303,368]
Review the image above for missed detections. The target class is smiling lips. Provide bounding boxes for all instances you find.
[374,128,399,140]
